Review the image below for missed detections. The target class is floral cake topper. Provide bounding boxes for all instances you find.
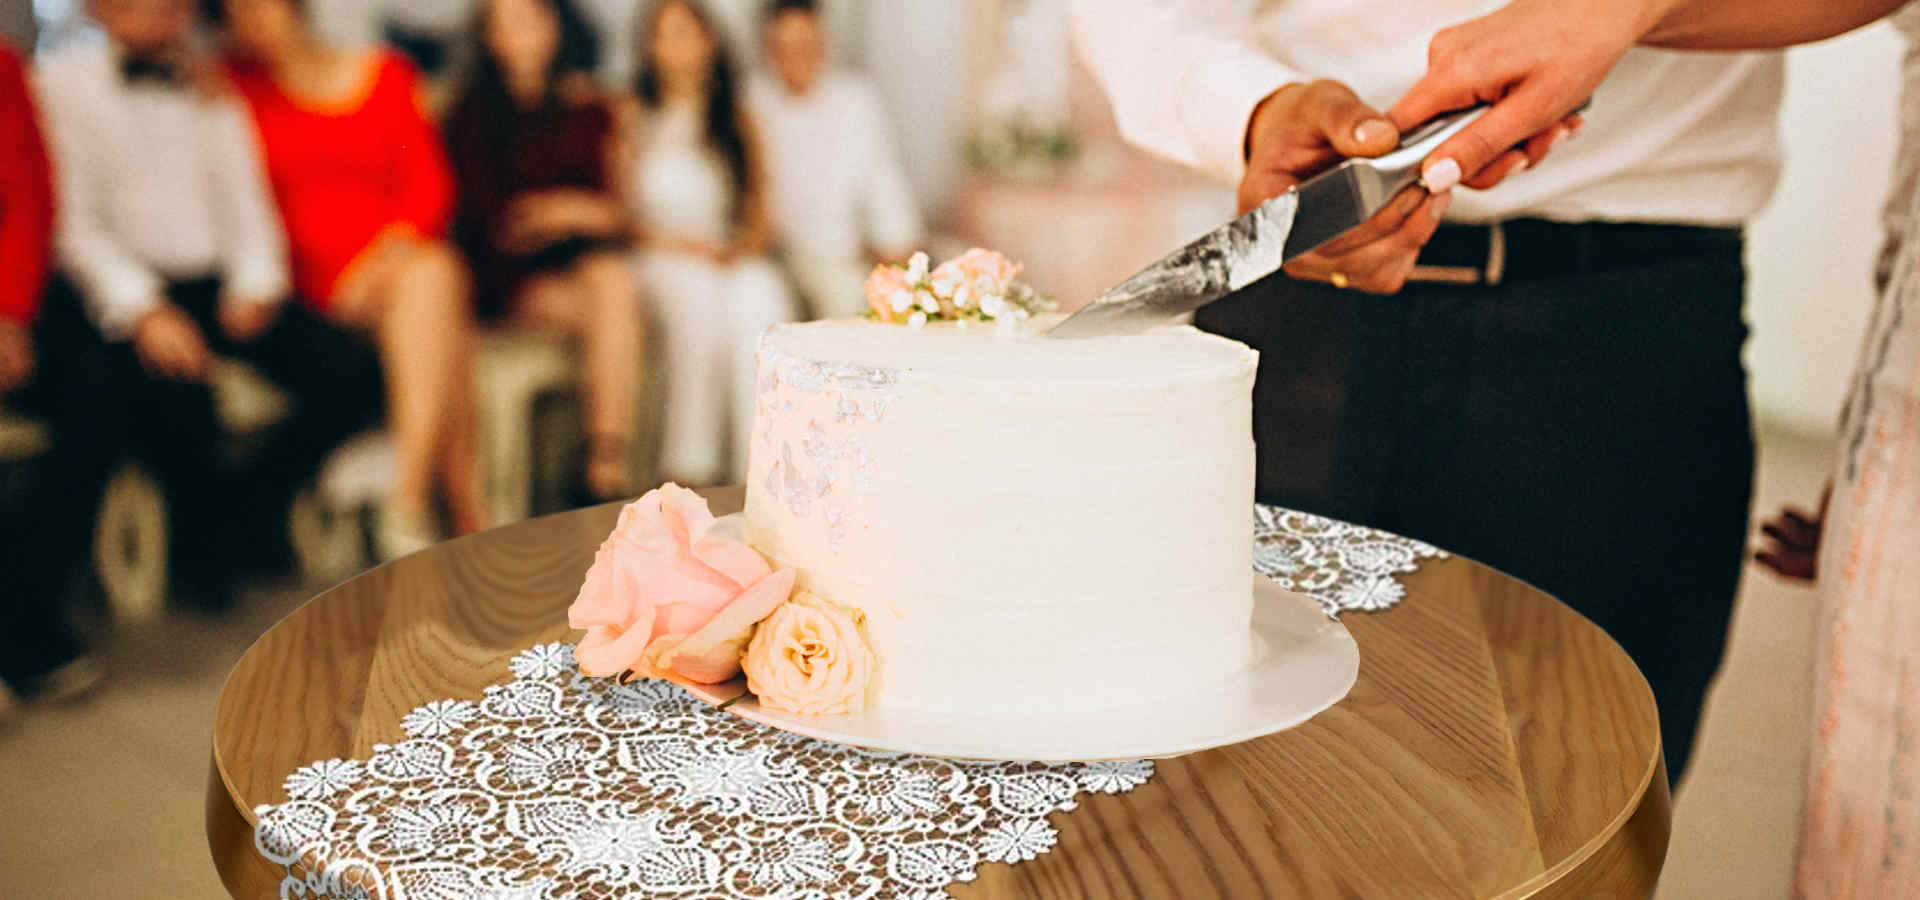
[865,248,1055,330]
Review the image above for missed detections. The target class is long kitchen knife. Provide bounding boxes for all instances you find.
[1045,104,1491,338]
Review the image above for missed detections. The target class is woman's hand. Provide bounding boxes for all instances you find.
[0,320,34,393]
[1755,484,1830,582]
[1387,0,1666,192]
[502,189,623,252]
[648,233,734,265]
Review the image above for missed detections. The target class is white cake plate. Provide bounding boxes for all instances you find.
[684,576,1358,762]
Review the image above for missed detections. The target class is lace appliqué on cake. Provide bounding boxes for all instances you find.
[755,338,898,552]
[1252,504,1447,616]
[254,509,1440,898]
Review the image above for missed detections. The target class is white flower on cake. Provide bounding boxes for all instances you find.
[742,591,876,716]
[863,248,1054,326]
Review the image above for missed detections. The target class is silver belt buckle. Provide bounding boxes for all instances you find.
[1408,221,1505,286]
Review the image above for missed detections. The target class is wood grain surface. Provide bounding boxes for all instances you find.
[207,488,1669,898]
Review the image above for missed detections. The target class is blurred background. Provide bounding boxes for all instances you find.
[0,0,1900,895]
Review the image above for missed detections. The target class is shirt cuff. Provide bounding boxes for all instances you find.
[1179,43,1304,186]
[89,267,164,342]
[220,261,290,310]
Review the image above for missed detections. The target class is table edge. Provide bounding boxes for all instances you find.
[205,498,1671,898]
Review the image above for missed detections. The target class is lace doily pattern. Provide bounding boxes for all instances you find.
[1252,504,1446,616]
[254,506,1442,899]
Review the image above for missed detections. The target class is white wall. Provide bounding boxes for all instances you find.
[1746,24,1904,438]
[859,1,970,212]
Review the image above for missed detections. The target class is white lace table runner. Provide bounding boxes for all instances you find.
[253,506,1444,899]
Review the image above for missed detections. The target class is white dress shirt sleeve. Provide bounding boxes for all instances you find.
[35,67,164,340]
[853,82,922,254]
[1068,0,1305,185]
[204,97,290,308]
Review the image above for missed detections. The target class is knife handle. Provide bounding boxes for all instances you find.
[1375,96,1593,181]
[1368,105,1492,183]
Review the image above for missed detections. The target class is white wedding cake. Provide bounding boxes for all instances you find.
[743,317,1261,714]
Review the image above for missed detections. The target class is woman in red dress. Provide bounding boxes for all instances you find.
[445,0,642,501]
[213,0,486,553]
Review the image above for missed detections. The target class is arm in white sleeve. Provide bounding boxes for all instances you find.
[1067,0,1304,185]
[35,73,162,340]
[205,97,290,307]
[855,83,922,254]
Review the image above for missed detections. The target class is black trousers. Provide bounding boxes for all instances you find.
[1196,222,1753,782]
[0,286,118,688]
[95,277,384,592]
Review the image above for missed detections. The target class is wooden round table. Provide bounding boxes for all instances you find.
[207,489,1669,898]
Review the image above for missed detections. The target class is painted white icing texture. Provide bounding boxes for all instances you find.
[745,319,1260,715]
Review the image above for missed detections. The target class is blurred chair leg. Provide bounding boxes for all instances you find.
[476,331,579,523]
[93,461,168,625]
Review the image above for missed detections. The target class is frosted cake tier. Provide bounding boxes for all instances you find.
[744,319,1261,714]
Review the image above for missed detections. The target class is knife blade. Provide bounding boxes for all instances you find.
[1045,104,1491,339]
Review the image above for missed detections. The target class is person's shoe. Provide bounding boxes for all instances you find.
[33,656,106,706]
[0,681,21,729]
[377,502,440,562]
[172,578,237,614]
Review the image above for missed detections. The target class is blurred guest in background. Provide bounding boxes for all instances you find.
[379,0,473,81]
[446,0,641,501]
[630,0,791,485]
[0,38,105,717]
[747,0,919,319]
[212,0,488,554]
[35,0,380,607]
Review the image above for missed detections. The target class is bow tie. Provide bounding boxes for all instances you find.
[119,56,183,86]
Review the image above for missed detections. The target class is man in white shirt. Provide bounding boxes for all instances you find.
[1073,0,1781,781]
[747,0,921,319]
[36,0,385,607]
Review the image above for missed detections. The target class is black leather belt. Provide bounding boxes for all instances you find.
[1408,219,1743,286]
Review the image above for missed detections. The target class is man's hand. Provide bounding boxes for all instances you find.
[1388,0,1662,193]
[1755,484,1829,582]
[218,297,282,343]
[133,303,212,381]
[1242,80,1449,295]
[0,320,34,393]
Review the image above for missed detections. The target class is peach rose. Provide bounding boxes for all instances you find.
[569,484,797,685]
[865,264,909,324]
[932,248,1021,295]
[742,591,874,716]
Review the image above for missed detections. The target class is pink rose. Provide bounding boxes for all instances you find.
[742,591,875,716]
[569,484,797,685]
[932,248,1021,294]
[865,264,909,324]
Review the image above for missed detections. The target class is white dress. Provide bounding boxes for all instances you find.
[631,100,794,485]
[1796,6,1920,896]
